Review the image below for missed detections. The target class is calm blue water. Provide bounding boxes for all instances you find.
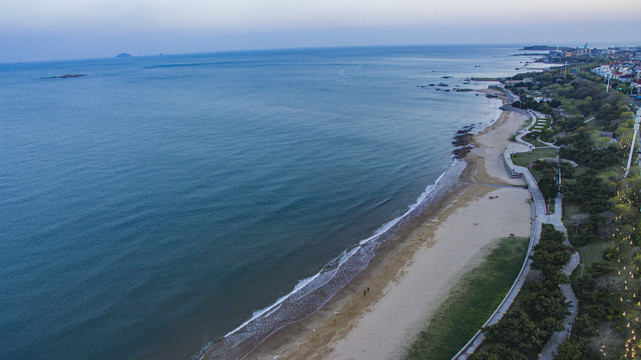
[0,45,537,359]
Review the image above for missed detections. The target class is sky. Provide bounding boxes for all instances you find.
[1,0,640,63]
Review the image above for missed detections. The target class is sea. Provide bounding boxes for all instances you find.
[0,45,542,360]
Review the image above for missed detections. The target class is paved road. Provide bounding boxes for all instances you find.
[495,85,520,104]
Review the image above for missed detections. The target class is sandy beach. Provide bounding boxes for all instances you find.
[246,98,533,360]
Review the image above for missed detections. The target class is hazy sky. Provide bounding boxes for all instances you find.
[1,0,640,62]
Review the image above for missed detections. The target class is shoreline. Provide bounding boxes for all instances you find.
[201,160,467,360]
[241,94,534,360]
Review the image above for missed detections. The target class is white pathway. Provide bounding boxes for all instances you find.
[453,120,544,360]
[537,195,581,360]
[453,108,581,360]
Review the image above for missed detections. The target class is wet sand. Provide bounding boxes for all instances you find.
[245,103,533,360]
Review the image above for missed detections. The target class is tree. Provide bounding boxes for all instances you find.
[519,282,569,334]
[555,337,596,360]
[531,225,572,275]
[539,176,558,202]
[473,343,528,360]
[568,215,604,246]
[483,310,544,354]
[563,171,614,213]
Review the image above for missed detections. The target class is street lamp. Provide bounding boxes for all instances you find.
[579,263,584,280]
[624,109,641,177]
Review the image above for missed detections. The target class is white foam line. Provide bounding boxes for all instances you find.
[233,163,467,359]
[197,160,465,359]
[358,160,456,247]
[223,271,321,339]
[292,245,363,301]
[230,160,460,338]
[222,244,359,345]
[291,160,462,306]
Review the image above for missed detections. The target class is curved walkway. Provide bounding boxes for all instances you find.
[537,139,559,149]
[539,158,579,167]
[452,133,545,360]
[452,109,581,360]
[537,195,580,360]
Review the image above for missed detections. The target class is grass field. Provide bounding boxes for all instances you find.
[403,236,529,360]
[533,139,549,148]
[521,131,540,144]
[511,148,558,167]
[562,203,582,220]
[577,241,611,266]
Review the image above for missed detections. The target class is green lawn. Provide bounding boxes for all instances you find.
[572,166,589,178]
[521,132,540,145]
[532,139,549,148]
[403,237,529,360]
[586,118,604,130]
[577,241,611,266]
[597,166,620,181]
[511,148,559,167]
[562,203,582,220]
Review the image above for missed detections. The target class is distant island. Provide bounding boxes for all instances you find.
[521,45,571,51]
[58,74,85,78]
[116,52,133,58]
[42,73,86,79]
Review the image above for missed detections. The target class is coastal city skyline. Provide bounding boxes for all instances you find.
[1,0,640,63]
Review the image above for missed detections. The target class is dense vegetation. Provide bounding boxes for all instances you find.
[503,59,641,359]
[531,160,558,204]
[510,66,635,132]
[470,226,572,360]
[557,129,623,170]
[556,178,641,359]
[564,171,615,214]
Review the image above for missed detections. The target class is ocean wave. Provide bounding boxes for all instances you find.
[193,159,466,360]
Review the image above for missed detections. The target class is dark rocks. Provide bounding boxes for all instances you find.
[452,146,472,159]
[470,77,498,81]
[41,74,86,79]
[58,74,85,78]
[456,124,475,134]
[417,84,472,93]
[452,133,473,146]
[452,124,475,159]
